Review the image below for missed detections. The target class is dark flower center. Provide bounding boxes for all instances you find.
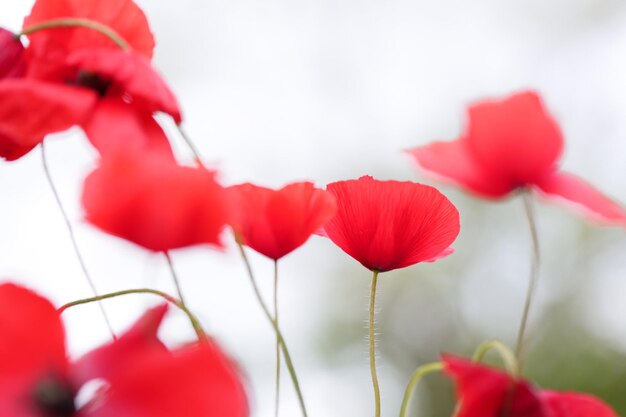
[34,376,76,417]
[76,71,111,97]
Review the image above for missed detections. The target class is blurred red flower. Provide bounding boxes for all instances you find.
[408,91,626,224]
[321,176,460,272]
[82,152,230,252]
[0,0,178,161]
[0,28,26,79]
[0,282,248,417]
[228,182,337,260]
[444,355,618,417]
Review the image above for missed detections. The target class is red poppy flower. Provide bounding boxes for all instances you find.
[321,176,460,272]
[23,0,155,75]
[0,282,248,417]
[228,182,337,260]
[82,152,230,252]
[407,91,626,224]
[0,28,26,79]
[443,355,618,417]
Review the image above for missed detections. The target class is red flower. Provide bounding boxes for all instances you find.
[443,355,618,417]
[321,176,460,272]
[0,282,248,417]
[82,152,230,252]
[408,91,626,224]
[228,182,337,260]
[0,28,26,79]
[0,0,178,161]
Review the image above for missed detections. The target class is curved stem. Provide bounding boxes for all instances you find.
[274,259,281,417]
[369,270,381,417]
[41,143,116,340]
[472,340,519,377]
[20,18,129,50]
[164,252,187,306]
[399,362,444,417]
[236,241,308,417]
[58,288,206,340]
[514,191,541,370]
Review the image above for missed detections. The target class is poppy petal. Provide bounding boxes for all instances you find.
[541,391,618,417]
[0,28,26,79]
[82,153,230,252]
[23,0,154,61]
[83,98,175,159]
[89,341,248,417]
[407,139,514,198]
[465,91,563,186]
[323,176,460,272]
[443,355,544,417]
[229,182,337,260]
[0,78,96,160]
[67,48,181,122]
[72,304,170,386]
[535,171,626,225]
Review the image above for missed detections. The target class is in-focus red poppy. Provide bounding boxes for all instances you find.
[0,282,248,417]
[0,0,179,161]
[443,355,618,417]
[82,152,230,252]
[228,182,337,260]
[321,176,460,272]
[407,91,626,224]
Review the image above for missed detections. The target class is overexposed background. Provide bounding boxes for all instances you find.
[3,1,626,416]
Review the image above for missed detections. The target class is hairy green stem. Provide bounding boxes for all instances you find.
[165,252,187,306]
[58,288,206,340]
[369,270,381,417]
[472,340,519,377]
[236,241,308,417]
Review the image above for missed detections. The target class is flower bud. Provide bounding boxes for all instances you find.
[0,28,25,79]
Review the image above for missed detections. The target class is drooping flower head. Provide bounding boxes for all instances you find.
[82,152,230,252]
[0,282,248,417]
[321,176,460,272]
[443,355,618,417]
[408,91,626,224]
[228,182,337,260]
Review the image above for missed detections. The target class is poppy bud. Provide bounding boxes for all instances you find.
[0,28,25,79]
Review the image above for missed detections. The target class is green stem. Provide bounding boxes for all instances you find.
[274,259,281,417]
[41,143,117,340]
[472,340,519,377]
[176,125,206,168]
[165,252,187,306]
[20,18,129,50]
[513,191,540,370]
[369,270,381,417]
[58,288,206,340]
[236,241,308,417]
[399,362,444,417]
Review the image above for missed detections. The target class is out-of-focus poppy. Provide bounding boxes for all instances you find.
[229,182,337,260]
[408,91,626,224]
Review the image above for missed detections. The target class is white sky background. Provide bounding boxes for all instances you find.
[3,0,626,416]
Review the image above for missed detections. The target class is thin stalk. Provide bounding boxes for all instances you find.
[513,191,541,369]
[472,340,519,377]
[20,18,129,50]
[164,252,187,306]
[274,259,281,417]
[236,242,308,417]
[399,362,444,417]
[58,288,206,340]
[176,125,206,168]
[369,270,381,417]
[41,143,116,340]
